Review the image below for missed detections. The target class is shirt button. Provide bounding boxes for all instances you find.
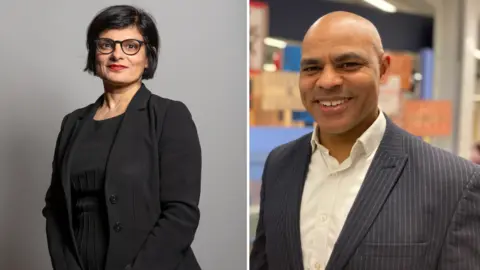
[319,214,328,223]
[113,222,123,232]
[109,194,118,204]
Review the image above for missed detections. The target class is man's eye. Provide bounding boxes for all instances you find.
[302,67,320,72]
[340,62,361,69]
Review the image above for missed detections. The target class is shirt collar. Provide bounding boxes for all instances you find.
[310,110,387,157]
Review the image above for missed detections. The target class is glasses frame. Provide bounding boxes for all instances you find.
[95,38,146,56]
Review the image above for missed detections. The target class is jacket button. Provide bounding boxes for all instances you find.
[109,194,118,204]
[113,222,123,232]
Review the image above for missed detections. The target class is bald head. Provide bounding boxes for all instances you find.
[303,11,384,55]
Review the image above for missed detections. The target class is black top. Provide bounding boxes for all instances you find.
[70,114,123,270]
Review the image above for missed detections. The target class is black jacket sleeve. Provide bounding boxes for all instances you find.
[130,101,202,270]
[42,115,81,270]
[437,171,480,269]
[249,152,272,270]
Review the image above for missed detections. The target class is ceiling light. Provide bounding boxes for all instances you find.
[363,0,397,13]
[264,37,287,49]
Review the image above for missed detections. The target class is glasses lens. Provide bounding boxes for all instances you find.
[97,39,114,54]
[122,39,142,55]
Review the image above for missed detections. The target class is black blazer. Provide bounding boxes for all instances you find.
[42,84,202,270]
[250,116,480,270]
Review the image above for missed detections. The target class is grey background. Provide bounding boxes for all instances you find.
[0,0,247,269]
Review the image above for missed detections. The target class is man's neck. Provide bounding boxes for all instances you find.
[318,110,379,163]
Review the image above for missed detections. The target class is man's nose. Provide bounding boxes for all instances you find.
[315,65,343,90]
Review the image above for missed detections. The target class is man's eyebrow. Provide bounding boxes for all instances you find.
[333,52,367,62]
[300,58,322,66]
[300,52,367,67]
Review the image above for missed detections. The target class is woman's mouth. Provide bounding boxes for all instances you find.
[108,64,127,71]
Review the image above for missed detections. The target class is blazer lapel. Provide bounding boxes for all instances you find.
[277,135,312,269]
[60,98,99,266]
[61,98,101,204]
[103,84,151,190]
[326,118,408,270]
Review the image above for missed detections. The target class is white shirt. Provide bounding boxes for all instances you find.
[300,112,387,270]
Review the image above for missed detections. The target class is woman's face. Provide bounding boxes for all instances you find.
[95,27,148,86]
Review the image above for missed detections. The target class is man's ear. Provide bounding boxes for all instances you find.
[379,54,391,83]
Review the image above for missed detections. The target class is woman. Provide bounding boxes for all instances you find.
[42,5,202,270]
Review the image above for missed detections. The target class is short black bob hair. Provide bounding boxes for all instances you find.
[84,5,160,80]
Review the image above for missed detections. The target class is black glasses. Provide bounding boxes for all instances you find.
[95,38,145,56]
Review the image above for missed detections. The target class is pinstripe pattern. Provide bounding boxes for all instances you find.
[250,117,480,270]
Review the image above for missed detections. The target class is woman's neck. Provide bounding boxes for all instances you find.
[102,81,142,110]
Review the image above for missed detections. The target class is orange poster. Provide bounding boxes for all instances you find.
[402,100,452,136]
[385,52,414,90]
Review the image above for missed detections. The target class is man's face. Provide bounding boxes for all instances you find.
[299,22,389,135]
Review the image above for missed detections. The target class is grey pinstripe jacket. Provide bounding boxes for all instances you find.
[250,117,480,270]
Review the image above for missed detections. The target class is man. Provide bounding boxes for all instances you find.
[250,11,480,270]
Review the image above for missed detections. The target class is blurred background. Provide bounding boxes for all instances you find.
[249,0,480,247]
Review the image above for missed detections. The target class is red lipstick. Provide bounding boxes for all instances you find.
[108,64,127,71]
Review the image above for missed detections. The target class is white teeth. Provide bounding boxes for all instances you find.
[320,99,347,107]
[332,100,344,106]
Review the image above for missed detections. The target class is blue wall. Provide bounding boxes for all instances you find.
[250,127,313,181]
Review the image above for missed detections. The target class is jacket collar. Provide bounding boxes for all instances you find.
[78,83,151,120]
